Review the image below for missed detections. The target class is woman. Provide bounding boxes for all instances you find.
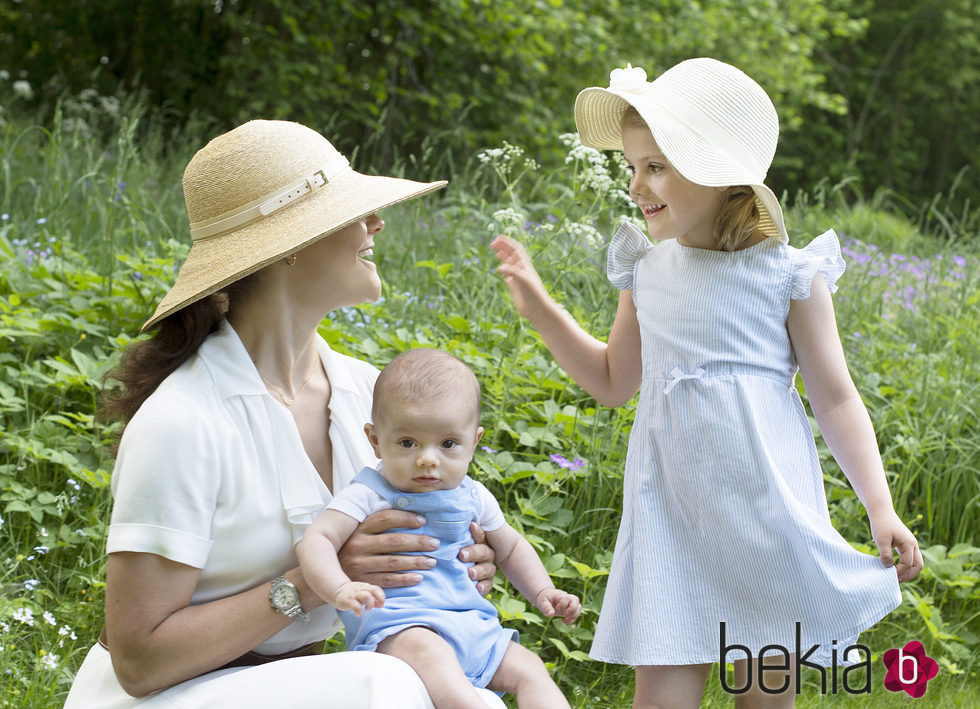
[65,120,502,708]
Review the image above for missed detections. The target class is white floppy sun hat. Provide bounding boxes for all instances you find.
[142,119,448,331]
[574,57,788,243]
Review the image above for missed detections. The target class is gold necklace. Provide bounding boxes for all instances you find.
[258,345,319,407]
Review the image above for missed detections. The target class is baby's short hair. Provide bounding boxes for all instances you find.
[372,348,481,424]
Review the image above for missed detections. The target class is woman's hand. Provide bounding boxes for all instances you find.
[337,509,439,588]
[337,512,498,594]
[462,521,498,596]
[490,235,552,323]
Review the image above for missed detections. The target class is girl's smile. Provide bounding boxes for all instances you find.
[622,126,724,250]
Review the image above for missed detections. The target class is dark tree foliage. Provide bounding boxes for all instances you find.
[798,0,979,207]
[1,0,975,208]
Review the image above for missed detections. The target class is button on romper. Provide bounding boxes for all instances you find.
[589,223,902,666]
[338,467,518,688]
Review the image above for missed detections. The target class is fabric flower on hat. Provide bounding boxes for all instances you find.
[609,64,648,93]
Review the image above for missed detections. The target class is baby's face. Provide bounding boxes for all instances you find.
[365,390,483,493]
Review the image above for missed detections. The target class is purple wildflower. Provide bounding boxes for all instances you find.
[550,453,585,470]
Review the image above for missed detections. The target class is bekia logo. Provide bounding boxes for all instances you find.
[882,641,939,698]
[719,622,873,695]
[719,624,940,698]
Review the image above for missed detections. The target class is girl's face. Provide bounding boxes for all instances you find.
[294,213,385,309]
[622,126,725,249]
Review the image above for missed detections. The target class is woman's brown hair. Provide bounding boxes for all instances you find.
[620,105,760,251]
[99,273,261,440]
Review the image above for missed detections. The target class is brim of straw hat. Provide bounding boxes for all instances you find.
[142,170,446,331]
[574,86,788,243]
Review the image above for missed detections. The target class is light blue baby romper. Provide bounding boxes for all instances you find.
[336,467,518,688]
[590,222,902,666]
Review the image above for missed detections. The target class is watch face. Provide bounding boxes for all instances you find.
[272,583,298,608]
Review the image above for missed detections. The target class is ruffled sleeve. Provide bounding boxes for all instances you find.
[606,221,653,290]
[790,229,846,300]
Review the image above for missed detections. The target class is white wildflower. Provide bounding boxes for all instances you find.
[477,147,505,164]
[565,222,605,249]
[615,188,636,208]
[12,80,33,100]
[487,208,528,236]
[43,611,56,626]
[13,608,34,626]
[40,652,59,670]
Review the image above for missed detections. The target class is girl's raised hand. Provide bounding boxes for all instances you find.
[490,235,551,322]
[870,511,923,583]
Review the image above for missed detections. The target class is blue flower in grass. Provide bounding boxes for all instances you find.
[550,453,584,470]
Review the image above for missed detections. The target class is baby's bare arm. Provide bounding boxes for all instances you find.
[485,524,580,622]
[297,510,385,612]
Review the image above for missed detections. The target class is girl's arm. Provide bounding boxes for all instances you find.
[105,552,323,697]
[491,235,642,407]
[788,273,923,582]
[297,510,386,613]
[485,524,581,624]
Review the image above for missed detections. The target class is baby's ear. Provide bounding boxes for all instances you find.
[364,423,382,457]
[474,426,485,443]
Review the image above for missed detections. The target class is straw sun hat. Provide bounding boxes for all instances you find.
[574,57,788,243]
[142,120,447,331]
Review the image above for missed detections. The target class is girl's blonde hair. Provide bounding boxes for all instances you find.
[620,106,760,251]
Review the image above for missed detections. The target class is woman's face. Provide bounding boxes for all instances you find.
[295,213,385,309]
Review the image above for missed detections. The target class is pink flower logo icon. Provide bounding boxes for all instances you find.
[882,641,939,698]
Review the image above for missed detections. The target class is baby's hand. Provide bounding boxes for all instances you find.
[333,581,385,616]
[535,588,582,625]
[490,235,551,322]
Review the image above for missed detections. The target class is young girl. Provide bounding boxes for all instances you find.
[298,348,581,709]
[492,58,922,708]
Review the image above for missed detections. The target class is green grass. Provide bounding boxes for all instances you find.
[1,105,978,707]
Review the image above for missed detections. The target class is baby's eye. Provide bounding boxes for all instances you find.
[625,164,636,175]
[648,163,663,174]
[397,439,416,449]
[441,440,459,449]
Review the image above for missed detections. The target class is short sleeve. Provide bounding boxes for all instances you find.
[790,229,846,300]
[325,482,389,523]
[107,387,221,568]
[606,221,653,290]
[472,480,506,533]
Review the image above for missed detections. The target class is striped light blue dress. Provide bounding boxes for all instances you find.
[590,222,901,666]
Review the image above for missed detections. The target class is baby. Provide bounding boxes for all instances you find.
[298,348,581,709]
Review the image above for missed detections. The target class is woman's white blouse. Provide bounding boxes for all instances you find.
[107,320,380,654]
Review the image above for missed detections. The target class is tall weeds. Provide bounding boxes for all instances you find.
[0,106,977,707]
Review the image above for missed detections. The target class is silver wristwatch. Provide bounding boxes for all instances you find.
[269,575,311,624]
